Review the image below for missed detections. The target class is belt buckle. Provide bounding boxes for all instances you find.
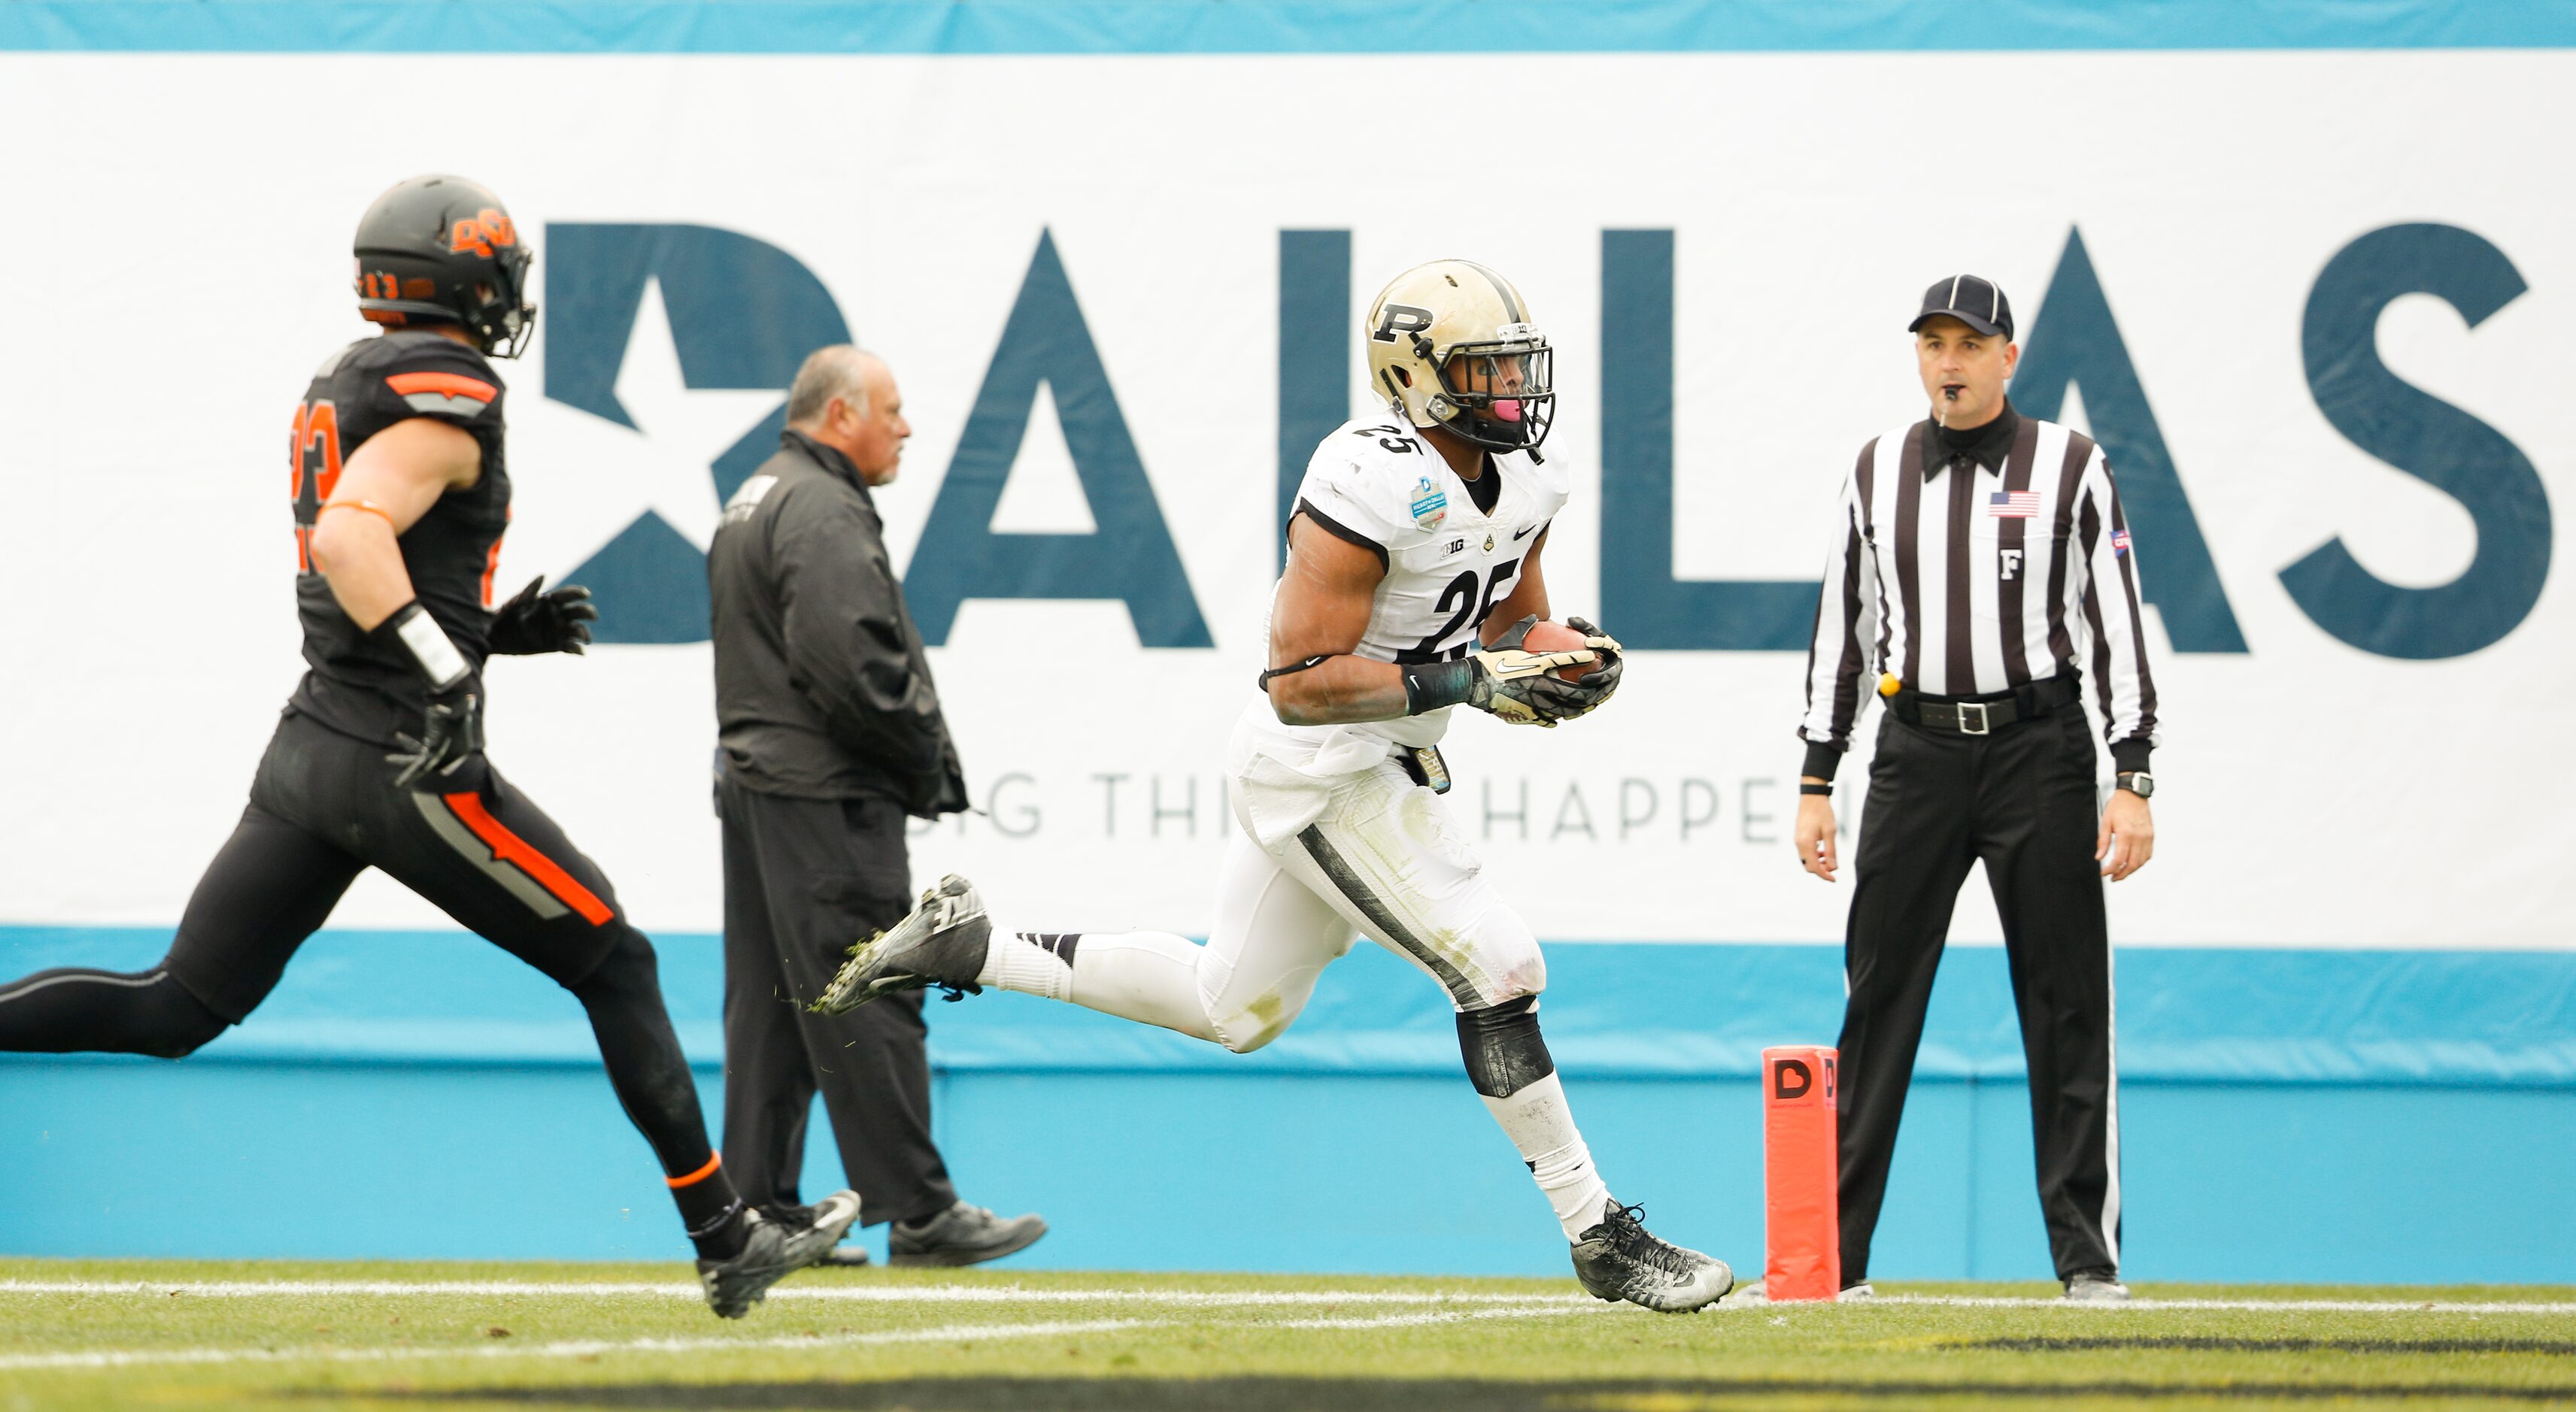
[1956,701,1991,736]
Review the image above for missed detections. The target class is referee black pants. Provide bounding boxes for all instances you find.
[718,774,957,1228]
[1837,707,2120,1283]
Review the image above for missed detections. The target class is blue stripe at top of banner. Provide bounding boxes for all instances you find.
[5,927,2572,1086]
[1,2,2573,54]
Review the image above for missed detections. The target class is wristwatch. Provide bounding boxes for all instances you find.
[2116,771,2155,799]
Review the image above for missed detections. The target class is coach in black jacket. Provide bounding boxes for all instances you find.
[708,345,1044,1267]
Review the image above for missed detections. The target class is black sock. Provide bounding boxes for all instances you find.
[671,1156,750,1261]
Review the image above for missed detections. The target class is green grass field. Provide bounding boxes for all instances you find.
[0,1260,2569,1410]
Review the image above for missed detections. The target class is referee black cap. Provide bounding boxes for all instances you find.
[1909,274,2014,340]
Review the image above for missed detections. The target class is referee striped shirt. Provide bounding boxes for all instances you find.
[1798,402,2159,771]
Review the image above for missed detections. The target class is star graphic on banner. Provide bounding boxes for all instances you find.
[602,274,781,549]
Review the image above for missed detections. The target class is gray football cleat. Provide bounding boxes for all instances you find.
[696,1190,859,1318]
[889,1199,1049,1268]
[2064,1270,2131,1302]
[775,1189,863,1267]
[815,875,991,1014]
[1570,1202,1734,1314]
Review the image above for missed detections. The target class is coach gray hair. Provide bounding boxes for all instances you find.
[784,344,879,426]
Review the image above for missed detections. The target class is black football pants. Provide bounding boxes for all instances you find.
[1836,707,2121,1283]
[0,711,724,1186]
[718,774,957,1228]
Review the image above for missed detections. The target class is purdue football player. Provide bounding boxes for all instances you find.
[821,260,1734,1312]
[0,176,853,1317]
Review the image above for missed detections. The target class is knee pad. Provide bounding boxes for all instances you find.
[569,926,660,1001]
[133,973,231,1059]
[1456,993,1556,1099]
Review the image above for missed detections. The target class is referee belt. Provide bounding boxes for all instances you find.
[1890,673,2080,736]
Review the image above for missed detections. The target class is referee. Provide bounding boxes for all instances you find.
[1792,274,2159,1303]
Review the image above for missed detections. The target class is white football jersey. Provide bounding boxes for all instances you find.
[1240,416,1572,760]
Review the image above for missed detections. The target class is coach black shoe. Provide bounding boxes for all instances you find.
[889,1199,1048,1268]
[816,875,991,1014]
[1571,1202,1734,1314]
[696,1190,861,1318]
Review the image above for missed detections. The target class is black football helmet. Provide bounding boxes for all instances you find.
[353,174,536,358]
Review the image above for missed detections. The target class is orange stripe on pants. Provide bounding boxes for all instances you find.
[440,792,616,926]
[666,1152,722,1189]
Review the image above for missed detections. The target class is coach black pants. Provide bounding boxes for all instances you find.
[718,774,957,1228]
[1837,708,2120,1283]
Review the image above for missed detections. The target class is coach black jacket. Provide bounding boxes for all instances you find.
[708,430,968,817]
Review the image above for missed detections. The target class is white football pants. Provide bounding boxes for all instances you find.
[991,753,1547,1050]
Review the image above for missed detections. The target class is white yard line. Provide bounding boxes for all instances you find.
[0,1279,1589,1308]
[0,1317,1153,1373]
[1271,1303,1619,1332]
[1872,1295,2576,1315]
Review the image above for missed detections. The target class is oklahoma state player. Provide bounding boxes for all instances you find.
[0,176,854,1317]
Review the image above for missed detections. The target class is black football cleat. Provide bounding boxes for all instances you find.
[889,1199,1048,1268]
[1570,1202,1734,1314]
[815,875,991,1014]
[696,1189,861,1318]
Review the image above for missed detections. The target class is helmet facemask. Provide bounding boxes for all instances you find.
[1428,329,1553,451]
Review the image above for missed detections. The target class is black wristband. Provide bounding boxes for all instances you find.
[1799,782,1832,796]
[1801,740,1843,783]
[2110,739,2153,777]
[1401,659,1475,715]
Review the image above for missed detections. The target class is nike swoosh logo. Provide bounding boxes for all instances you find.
[1513,524,1538,541]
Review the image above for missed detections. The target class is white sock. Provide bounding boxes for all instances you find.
[977,930,1074,1000]
[979,929,1218,1042]
[1479,1071,1613,1241]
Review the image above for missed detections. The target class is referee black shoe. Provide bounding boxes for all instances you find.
[816,875,990,1014]
[696,1189,860,1318]
[1570,1202,1734,1314]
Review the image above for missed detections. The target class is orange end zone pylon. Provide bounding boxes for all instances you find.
[1762,1044,1840,1301]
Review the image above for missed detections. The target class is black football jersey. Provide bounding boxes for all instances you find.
[284,331,511,745]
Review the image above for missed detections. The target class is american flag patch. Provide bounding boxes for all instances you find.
[2113,529,2133,556]
[1987,490,2040,519]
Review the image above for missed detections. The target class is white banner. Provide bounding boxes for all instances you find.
[1,51,2569,949]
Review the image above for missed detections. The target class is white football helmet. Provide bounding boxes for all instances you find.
[1364,259,1554,452]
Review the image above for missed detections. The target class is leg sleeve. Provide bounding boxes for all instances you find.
[1270,759,1544,1012]
[717,789,816,1216]
[1981,711,2121,1279]
[1835,720,1979,1283]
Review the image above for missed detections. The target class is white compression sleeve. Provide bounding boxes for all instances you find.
[977,929,1219,1043]
[1480,1071,1612,1241]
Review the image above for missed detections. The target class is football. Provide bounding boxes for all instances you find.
[1521,619,1599,681]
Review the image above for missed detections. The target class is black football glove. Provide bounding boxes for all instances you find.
[388,685,483,789]
[1452,616,1611,727]
[1558,615,1623,715]
[486,577,596,656]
